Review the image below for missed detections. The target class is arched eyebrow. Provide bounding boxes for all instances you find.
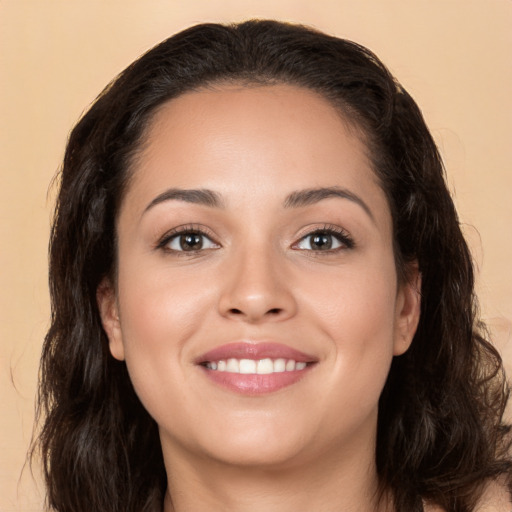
[143,188,224,214]
[142,186,374,223]
[284,187,375,222]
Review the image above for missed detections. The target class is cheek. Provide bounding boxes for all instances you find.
[302,260,398,338]
[299,261,398,396]
[118,261,214,345]
[114,265,216,412]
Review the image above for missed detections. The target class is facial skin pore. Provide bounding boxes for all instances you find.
[98,84,421,512]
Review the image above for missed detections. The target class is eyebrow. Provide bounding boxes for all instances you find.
[142,185,374,222]
[143,188,224,214]
[284,187,375,221]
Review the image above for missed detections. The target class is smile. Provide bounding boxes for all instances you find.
[203,358,308,374]
[196,342,316,394]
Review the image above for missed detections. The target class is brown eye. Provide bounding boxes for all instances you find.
[294,229,354,252]
[164,231,219,252]
[297,231,341,251]
[310,233,333,250]
[179,233,203,251]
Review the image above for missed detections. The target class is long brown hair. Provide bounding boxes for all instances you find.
[35,20,511,511]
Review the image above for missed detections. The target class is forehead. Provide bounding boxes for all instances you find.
[144,84,365,158]
[122,84,385,219]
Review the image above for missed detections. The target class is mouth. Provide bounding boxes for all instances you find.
[195,342,317,395]
[201,358,308,373]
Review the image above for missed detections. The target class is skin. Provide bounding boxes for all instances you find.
[98,84,421,512]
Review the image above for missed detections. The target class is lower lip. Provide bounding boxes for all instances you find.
[199,366,313,395]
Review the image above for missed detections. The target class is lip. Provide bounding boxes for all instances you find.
[195,341,316,364]
[195,342,317,395]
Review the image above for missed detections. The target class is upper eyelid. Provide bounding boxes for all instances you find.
[294,224,353,240]
[156,224,219,249]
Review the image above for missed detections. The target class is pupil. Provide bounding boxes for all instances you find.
[180,233,202,250]
[312,233,332,250]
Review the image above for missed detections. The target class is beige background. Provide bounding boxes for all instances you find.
[1,1,511,510]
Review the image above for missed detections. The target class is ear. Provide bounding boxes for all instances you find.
[393,264,421,356]
[97,278,125,361]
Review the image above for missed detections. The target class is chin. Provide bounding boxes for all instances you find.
[162,415,315,470]
[203,439,311,470]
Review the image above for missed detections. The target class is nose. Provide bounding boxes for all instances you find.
[218,246,298,323]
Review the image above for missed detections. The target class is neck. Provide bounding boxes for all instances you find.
[161,435,391,512]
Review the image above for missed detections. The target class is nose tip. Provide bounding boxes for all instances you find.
[218,255,297,323]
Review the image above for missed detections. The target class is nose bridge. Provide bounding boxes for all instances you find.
[218,238,296,322]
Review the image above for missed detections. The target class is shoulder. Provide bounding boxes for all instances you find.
[475,478,512,511]
[423,478,511,512]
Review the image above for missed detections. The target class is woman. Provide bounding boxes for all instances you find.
[35,20,511,511]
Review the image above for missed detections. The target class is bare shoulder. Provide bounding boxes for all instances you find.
[423,478,511,512]
[476,478,512,511]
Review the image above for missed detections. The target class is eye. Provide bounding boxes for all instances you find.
[294,228,354,251]
[160,230,219,252]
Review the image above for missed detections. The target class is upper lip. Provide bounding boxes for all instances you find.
[195,342,317,364]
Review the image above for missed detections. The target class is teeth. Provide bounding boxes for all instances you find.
[257,358,274,374]
[274,358,286,372]
[226,358,239,372]
[205,358,308,374]
[285,359,296,371]
[239,359,256,374]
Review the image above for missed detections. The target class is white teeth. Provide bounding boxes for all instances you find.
[205,358,308,374]
[257,358,274,374]
[285,359,296,371]
[239,359,257,374]
[273,358,286,372]
[226,358,239,372]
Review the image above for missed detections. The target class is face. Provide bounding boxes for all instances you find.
[99,84,420,471]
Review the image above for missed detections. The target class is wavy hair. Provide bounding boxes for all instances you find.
[35,20,511,512]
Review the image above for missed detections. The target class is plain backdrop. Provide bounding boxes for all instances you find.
[1,1,511,510]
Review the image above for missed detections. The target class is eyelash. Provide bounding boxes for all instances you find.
[293,225,355,252]
[156,224,355,255]
[156,224,219,255]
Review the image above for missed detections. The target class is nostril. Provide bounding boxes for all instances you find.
[227,307,282,317]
